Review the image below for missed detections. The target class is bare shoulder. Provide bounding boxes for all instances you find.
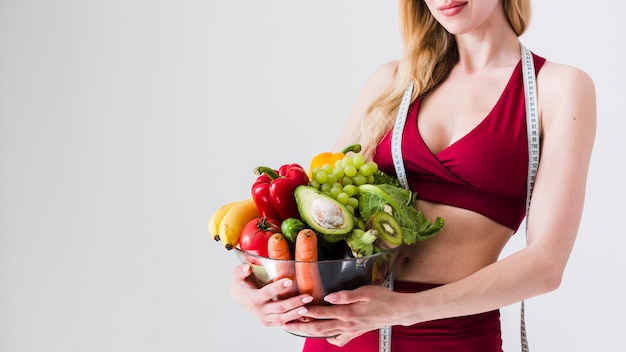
[539,61,595,92]
[359,60,399,100]
[346,60,398,121]
[535,60,596,174]
[537,60,596,128]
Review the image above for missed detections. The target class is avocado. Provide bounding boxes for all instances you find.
[294,185,354,236]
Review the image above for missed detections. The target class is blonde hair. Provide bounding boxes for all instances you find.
[360,0,531,160]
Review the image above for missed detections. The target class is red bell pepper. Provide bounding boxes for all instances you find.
[252,163,310,221]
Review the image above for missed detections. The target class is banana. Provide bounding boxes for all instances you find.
[218,198,260,250]
[208,201,239,241]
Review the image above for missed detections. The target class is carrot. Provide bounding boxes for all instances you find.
[267,233,292,260]
[268,233,298,299]
[295,229,325,304]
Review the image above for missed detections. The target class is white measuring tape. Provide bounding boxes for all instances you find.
[378,80,414,352]
[390,81,415,191]
[382,43,539,352]
[520,43,539,352]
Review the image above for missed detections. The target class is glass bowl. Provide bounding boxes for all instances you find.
[234,244,402,337]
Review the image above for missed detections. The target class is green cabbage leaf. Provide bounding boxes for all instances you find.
[357,184,444,245]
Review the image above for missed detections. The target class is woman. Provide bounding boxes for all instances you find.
[230,0,596,350]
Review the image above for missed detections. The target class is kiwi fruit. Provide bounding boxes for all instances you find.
[366,211,403,250]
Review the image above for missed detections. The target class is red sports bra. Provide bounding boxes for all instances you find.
[374,54,546,231]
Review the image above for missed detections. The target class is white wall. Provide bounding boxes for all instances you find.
[0,1,623,351]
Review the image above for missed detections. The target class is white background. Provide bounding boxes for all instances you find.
[1,1,623,351]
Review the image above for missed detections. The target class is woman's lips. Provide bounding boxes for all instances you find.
[438,2,467,16]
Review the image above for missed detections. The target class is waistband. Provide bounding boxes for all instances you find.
[392,280,501,340]
[393,280,443,293]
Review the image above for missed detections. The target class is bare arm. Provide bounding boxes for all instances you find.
[397,62,597,325]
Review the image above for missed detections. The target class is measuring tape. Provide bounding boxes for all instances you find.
[378,80,414,352]
[390,81,415,191]
[520,43,539,352]
[378,79,413,352]
[383,43,538,352]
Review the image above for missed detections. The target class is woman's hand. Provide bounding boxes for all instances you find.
[282,285,402,347]
[230,264,314,326]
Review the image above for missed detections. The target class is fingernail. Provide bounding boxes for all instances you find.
[241,264,250,272]
[324,294,338,303]
[297,308,308,316]
[282,279,293,288]
[301,296,313,304]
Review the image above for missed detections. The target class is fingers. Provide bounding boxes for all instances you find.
[230,264,295,303]
[230,264,315,326]
[323,288,363,305]
[232,263,253,280]
[251,278,297,305]
[324,285,383,304]
[283,319,344,341]
[258,297,313,326]
[245,292,315,327]
[283,317,361,347]
[327,334,351,347]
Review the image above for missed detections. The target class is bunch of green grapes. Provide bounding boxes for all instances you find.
[309,153,379,214]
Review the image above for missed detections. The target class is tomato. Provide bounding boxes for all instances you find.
[239,217,281,257]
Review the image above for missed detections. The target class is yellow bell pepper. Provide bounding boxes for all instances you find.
[308,144,362,179]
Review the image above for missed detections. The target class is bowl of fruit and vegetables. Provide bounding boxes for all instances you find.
[209,144,445,335]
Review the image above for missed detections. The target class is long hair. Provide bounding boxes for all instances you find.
[360,0,531,160]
